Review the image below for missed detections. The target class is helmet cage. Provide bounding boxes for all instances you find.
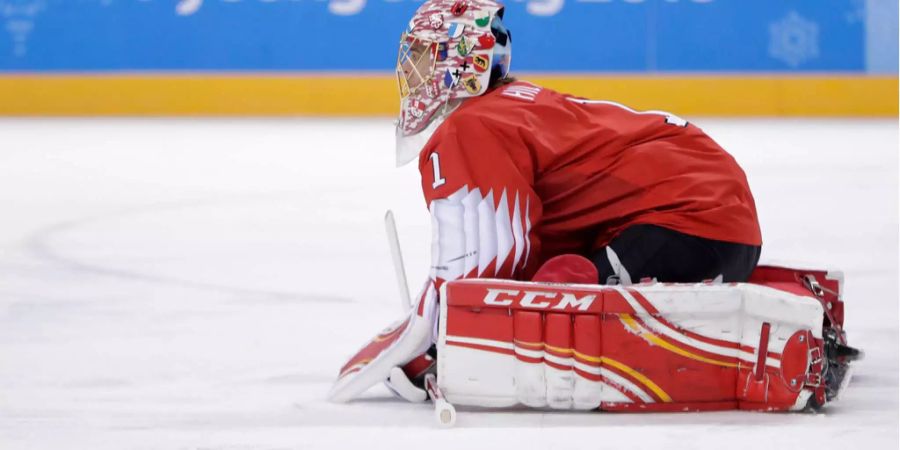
[396,36,440,101]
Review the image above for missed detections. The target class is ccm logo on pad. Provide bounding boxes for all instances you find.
[483,288,597,311]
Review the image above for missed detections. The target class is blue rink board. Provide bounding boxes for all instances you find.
[0,0,885,72]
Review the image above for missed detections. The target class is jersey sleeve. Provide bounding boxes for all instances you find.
[418,114,542,287]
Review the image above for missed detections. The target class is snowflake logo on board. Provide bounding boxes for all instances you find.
[768,11,819,68]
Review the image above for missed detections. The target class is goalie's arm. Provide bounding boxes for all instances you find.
[375,118,545,403]
[330,117,542,404]
[418,115,543,286]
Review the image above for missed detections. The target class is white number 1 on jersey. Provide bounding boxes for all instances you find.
[430,152,446,189]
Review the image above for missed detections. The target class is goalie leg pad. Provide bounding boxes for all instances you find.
[513,310,547,407]
[438,278,829,412]
[545,313,575,409]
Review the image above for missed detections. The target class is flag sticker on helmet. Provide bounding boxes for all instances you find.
[448,23,466,39]
[457,36,474,56]
[462,74,481,94]
[478,33,495,49]
[450,0,468,17]
[444,68,460,88]
[425,78,440,98]
[471,54,489,73]
[407,99,427,119]
[475,15,490,27]
[429,13,444,30]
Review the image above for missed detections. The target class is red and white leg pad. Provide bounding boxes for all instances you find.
[437,278,829,411]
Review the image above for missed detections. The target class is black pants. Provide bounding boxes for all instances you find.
[591,224,761,284]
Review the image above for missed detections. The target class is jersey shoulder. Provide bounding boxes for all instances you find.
[475,80,568,110]
[437,81,566,133]
[418,85,541,176]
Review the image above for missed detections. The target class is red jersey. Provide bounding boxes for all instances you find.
[417,81,760,285]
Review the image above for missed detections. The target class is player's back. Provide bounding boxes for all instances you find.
[446,80,761,260]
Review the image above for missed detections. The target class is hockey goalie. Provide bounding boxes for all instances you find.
[328,0,862,417]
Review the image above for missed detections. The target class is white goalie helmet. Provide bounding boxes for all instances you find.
[395,0,512,167]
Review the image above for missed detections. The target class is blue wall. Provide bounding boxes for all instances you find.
[0,0,895,73]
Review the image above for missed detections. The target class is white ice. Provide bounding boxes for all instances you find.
[0,118,897,449]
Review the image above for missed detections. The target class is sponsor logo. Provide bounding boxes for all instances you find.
[446,251,477,263]
[483,288,597,311]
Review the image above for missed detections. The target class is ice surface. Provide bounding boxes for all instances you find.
[0,118,897,449]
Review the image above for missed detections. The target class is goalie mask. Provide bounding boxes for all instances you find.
[395,0,512,167]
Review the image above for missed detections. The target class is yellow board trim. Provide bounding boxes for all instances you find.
[531,74,898,116]
[620,314,739,369]
[0,73,895,116]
